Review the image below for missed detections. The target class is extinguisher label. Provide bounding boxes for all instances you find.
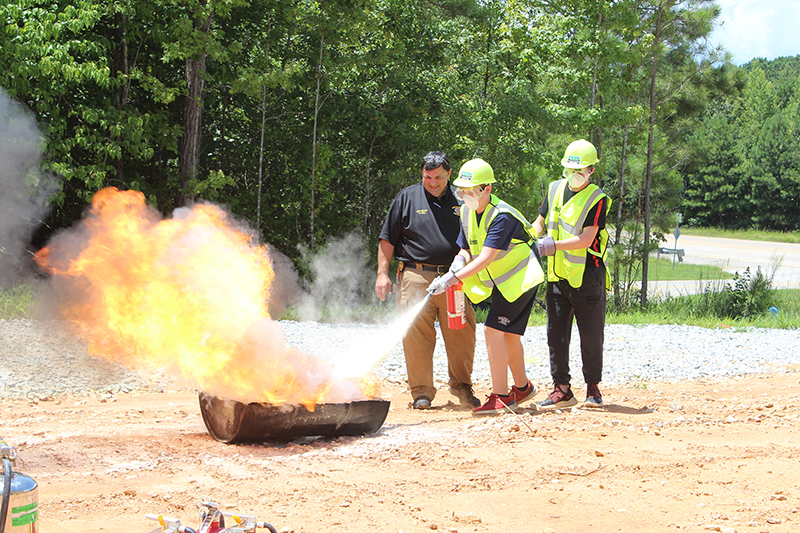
[454,290,465,315]
[12,501,38,527]
[446,282,467,329]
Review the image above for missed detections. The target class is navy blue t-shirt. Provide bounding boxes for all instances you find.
[457,212,527,252]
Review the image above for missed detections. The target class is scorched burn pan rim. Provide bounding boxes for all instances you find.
[198,391,391,444]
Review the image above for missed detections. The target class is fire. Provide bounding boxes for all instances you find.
[35,187,372,408]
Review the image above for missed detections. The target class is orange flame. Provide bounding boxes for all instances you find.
[35,187,371,408]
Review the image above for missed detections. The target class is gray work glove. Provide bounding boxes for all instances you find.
[537,236,556,257]
[427,271,459,296]
[449,255,467,274]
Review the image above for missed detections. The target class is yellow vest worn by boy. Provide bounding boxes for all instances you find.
[544,179,611,289]
[459,194,545,304]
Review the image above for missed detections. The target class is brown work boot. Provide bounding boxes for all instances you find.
[412,396,432,410]
[449,384,481,408]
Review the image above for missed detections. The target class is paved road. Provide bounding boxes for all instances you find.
[645,235,800,297]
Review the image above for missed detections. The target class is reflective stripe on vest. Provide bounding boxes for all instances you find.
[545,179,610,288]
[459,195,544,303]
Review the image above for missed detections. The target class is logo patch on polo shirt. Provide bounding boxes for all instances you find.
[453,206,461,216]
[416,209,428,215]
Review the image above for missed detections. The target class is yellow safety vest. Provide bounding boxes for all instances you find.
[545,179,611,289]
[459,194,545,304]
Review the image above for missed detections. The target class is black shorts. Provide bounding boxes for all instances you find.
[485,285,538,335]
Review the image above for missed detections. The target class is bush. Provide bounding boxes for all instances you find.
[668,266,774,320]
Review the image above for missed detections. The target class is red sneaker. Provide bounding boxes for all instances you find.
[509,381,538,405]
[471,393,517,416]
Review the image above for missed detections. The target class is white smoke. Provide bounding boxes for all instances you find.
[265,243,302,320]
[0,88,59,285]
[297,232,384,323]
[294,232,429,380]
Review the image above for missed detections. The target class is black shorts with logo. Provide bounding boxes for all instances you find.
[485,285,538,336]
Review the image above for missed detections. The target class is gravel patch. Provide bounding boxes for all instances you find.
[1,318,798,400]
[0,320,154,399]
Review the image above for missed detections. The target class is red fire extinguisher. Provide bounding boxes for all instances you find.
[446,280,466,329]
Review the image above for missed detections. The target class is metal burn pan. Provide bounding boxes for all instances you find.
[198,392,391,444]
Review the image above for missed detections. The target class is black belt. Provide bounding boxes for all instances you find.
[401,262,448,275]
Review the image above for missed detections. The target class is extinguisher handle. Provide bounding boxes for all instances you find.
[427,271,459,296]
[0,439,15,461]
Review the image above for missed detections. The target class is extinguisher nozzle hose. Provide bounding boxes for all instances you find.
[1,457,12,533]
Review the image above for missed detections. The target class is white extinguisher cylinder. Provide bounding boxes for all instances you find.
[446,280,466,330]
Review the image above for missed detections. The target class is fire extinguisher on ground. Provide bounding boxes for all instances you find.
[445,280,466,330]
[1,438,38,533]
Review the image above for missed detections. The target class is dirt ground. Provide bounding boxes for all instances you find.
[3,370,800,533]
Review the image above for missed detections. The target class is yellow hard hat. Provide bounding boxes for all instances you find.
[453,158,496,187]
[561,139,599,169]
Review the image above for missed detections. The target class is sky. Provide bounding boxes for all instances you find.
[709,0,800,65]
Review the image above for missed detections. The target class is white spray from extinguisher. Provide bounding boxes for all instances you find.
[332,293,432,378]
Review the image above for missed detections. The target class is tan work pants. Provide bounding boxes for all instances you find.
[398,267,477,401]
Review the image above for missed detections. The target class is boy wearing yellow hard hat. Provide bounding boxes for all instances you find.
[428,158,544,415]
[533,139,611,409]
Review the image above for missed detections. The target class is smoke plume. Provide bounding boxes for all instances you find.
[297,233,387,323]
[0,88,59,286]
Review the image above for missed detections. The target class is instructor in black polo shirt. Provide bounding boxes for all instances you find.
[375,151,479,410]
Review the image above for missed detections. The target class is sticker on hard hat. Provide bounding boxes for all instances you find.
[568,155,582,164]
[460,171,473,181]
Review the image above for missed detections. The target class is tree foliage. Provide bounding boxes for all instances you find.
[0,0,796,302]
[684,57,800,231]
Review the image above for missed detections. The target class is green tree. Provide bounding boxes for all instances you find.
[682,60,799,232]
[635,0,724,305]
[746,112,800,230]
[0,2,157,199]
[2,0,767,289]
[683,101,745,227]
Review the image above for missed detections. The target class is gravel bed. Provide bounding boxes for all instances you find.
[1,318,798,400]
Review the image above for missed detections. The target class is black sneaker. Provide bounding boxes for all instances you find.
[412,396,432,410]
[537,385,578,410]
[584,383,603,408]
[449,384,481,408]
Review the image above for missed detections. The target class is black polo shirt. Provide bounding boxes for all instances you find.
[380,182,462,265]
